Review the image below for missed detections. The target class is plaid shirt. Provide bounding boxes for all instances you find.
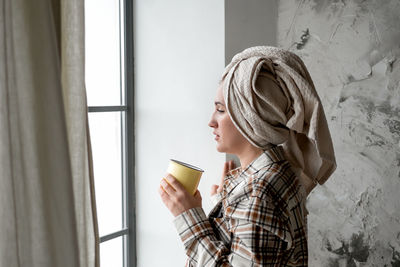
[173,145,308,266]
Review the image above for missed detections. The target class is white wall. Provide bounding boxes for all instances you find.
[134,0,225,266]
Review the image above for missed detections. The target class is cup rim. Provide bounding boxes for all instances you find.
[170,159,204,172]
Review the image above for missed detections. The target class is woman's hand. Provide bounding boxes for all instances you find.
[158,174,202,217]
[210,160,235,196]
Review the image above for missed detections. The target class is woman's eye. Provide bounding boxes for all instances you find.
[217,109,224,113]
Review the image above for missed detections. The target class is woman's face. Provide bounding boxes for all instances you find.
[208,84,249,154]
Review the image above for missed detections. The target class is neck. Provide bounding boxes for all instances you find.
[236,145,263,170]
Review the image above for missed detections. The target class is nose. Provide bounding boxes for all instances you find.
[208,113,217,128]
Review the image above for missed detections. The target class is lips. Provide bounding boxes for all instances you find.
[213,132,220,140]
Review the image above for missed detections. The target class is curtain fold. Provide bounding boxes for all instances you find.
[0,0,99,266]
[61,0,99,266]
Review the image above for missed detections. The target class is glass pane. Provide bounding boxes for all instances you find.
[100,237,123,267]
[88,112,123,236]
[85,0,123,106]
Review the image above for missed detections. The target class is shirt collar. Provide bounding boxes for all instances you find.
[222,145,286,196]
[220,145,287,206]
[241,144,286,176]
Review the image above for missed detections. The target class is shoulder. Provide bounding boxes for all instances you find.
[250,160,301,204]
[223,159,302,210]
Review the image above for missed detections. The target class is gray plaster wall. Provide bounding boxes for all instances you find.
[277,0,400,266]
[225,0,277,62]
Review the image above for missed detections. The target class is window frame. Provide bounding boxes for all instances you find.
[86,0,136,266]
[123,0,136,266]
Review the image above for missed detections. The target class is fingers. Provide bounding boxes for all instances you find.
[217,184,223,193]
[158,185,171,207]
[228,160,235,171]
[222,161,229,179]
[158,179,203,217]
[222,160,235,177]
[194,190,202,201]
[217,160,236,194]
[160,178,175,195]
[220,160,234,184]
[166,174,185,190]
[216,161,238,196]
[158,184,169,199]
[210,184,218,196]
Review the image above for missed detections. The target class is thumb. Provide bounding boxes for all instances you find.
[210,184,218,195]
[194,189,202,199]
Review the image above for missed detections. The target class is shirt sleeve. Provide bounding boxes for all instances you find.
[172,204,288,266]
[210,191,223,206]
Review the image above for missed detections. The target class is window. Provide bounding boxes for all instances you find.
[85,0,135,266]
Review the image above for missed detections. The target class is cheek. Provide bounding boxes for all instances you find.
[226,121,237,134]
[219,114,231,131]
[224,116,247,143]
[220,115,239,137]
[223,114,236,129]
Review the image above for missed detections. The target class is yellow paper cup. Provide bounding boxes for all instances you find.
[167,159,204,195]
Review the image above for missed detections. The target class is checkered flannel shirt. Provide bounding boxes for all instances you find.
[173,145,308,266]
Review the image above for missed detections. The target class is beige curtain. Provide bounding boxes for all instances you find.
[0,0,99,266]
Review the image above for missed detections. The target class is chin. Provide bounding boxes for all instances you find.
[216,148,225,153]
[216,143,229,153]
[215,144,225,153]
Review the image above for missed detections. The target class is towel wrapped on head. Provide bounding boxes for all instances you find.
[221,46,336,195]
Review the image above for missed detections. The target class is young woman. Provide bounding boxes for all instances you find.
[158,46,336,266]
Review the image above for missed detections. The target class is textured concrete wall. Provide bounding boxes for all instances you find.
[277,0,400,266]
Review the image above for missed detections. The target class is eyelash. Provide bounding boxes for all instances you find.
[216,109,224,113]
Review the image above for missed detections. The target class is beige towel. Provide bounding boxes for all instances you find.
[221,46,336,195]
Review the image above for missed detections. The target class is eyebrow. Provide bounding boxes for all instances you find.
[214,101,225,106]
